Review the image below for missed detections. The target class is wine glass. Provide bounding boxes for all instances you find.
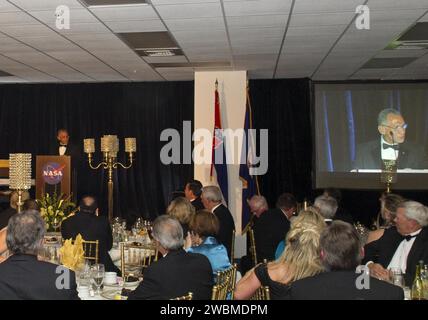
[91,264,105,296]
[52,217,61,233]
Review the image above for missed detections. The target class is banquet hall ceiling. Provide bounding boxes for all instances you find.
[0,0,428,82]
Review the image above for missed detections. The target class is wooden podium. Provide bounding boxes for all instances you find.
[36,156,71,199]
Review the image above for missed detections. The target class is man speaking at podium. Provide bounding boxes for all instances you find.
[354,108,427,170]
[51,129,80,202]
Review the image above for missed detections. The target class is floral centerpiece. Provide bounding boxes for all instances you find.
[37,193,76,232]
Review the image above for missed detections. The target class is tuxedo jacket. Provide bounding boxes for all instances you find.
[191,197,205,212]
[354,140,427,170]
[213,204,235,260]
[51,141,81,165]
[61,212,120,274]
[253,208,291,262]
[363,226,428,286]
[289,270,404,300]
[0,254,79,300]
[128,249,213,300]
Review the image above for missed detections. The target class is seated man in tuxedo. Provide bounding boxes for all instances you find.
[128,215,213,300]
[323,188,354,224]
[0,211,79,299]
[61,195,120,274]
[354,108,427,170]
[314,195,338,225]
[201,186,235,260]
[289,221,403,300]
[364,200,428,286]
[0,190,30,230]
[252,193,296,263]
[184,179,204,211]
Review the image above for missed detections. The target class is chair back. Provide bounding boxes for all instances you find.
[251,286,271,300]
[82,240,99,264]
[248,227,257,266]
[120,242,158,277]
[171,292,193,300]
[211,276,230,300]
[216,263,237,299]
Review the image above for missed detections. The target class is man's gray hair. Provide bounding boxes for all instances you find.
[314,195,338,219]
[6,210,45,255]
[249,195,268,211]
[378,108,402,126]
[399,201,428,227]
[201,186,222,203]
[152,215,184,250]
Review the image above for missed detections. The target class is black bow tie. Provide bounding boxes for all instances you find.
[383,143,399,150]
[403,234,417,241]
[59,144,67,147]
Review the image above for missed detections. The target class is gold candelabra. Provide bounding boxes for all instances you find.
[83,135,136,222]
[381,159,397,193]
[9,153,32,213]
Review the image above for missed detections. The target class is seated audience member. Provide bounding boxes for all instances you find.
[364,201,428,286]
[166,197,195,236]
[0,228,7,263]
[323,188,354,224]
[184,180,204,211]
[239,195,269,273]
[61,195,120,274]
[314,195,338,224]
[252,193,296,264]
[235,210,326,300]
[289,221,404,300]
[0,210,79,299]
[201,186,235,260]
[0,191,30,230]
[185,210,231,276]
[128,215,213,300]
[22,199,40,212]
[366,193,404,244]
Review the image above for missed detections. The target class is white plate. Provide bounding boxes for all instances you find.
[101,289,127,300]
[124,280,140,287]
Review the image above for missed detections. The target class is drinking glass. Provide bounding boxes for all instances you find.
[91,264,105,296]
[389,268,405,288]
[52,217,61,233]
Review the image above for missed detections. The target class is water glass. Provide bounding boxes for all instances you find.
[91,264,105,295]
[389,268,405,288]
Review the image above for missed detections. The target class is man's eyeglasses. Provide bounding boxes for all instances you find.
[382,123,408,131]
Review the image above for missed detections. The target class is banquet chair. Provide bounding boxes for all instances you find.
[120,242,158,278]
[216,263,237,299]
[171,292,193,300]
[248,227,257,266]
[211,275,230,300]
[250,286,271,300]
[82,240,99,264]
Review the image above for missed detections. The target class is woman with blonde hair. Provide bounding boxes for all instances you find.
[234,209,326,300]
[166,197,195,236]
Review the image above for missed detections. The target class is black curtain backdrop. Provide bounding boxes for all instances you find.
[0,79,426,226]
[0,82,194,221]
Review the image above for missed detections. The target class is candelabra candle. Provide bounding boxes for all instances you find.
[84,138,95,154]
[9,153,32,190]
[125,138,136,153]
[101,136,108,153]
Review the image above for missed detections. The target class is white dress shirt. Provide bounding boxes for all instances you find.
[381,137,399,161]
[59,145,67,156]
[387,229,422,273]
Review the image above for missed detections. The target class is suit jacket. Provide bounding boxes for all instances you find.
[213,204,235,260]
[289,270,404,300]
[363,226,428,286]
[354,140,427,170]
[253,208,291,262]
[0,254,79,300]
[187,236,231,276]
[191,197,205,211]
[128,249,213,300]
[61,212,120,274]
[0,207,17,230]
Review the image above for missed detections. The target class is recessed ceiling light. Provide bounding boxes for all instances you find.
[81,0,148,8]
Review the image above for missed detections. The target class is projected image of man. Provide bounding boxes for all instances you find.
[354,108,426,169]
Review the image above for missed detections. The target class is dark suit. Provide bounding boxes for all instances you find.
[191,197,204,211]
[334,207,354,225]
[253,208,291,262]
[0,207,17,230]
[0,254,79,300]
[289,271,404,300]
[61,211,120,274]
[354,140,427,170]
[213,204,235,260]
[363,226,428,286]
[128,249,213,300]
